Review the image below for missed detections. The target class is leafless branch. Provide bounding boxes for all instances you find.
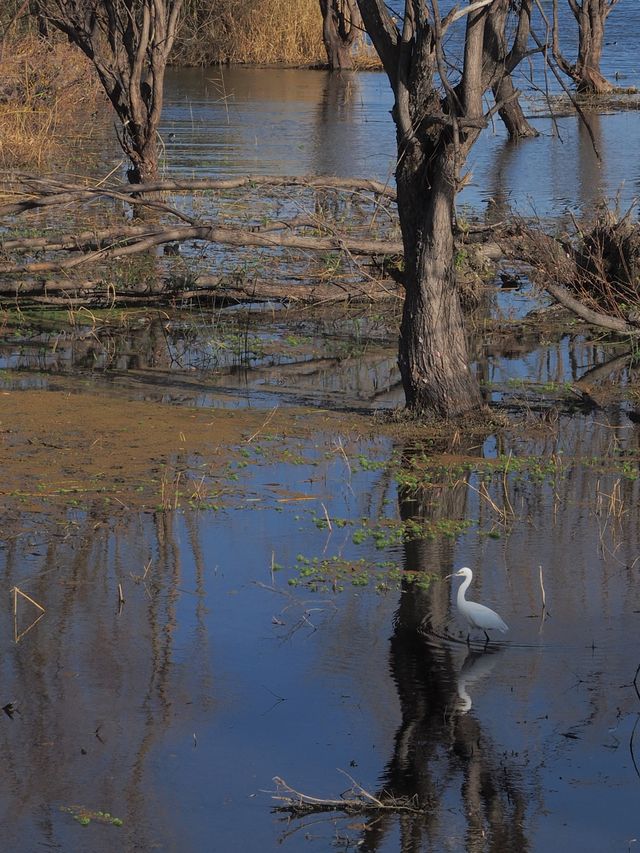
[271,774,429,816]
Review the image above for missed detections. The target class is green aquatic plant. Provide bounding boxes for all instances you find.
[350,516,472,549]
[62,806,123,827]
[287,554,437,593]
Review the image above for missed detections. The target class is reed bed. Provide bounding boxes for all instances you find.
[0,31,103,169]
[175,0,325,66]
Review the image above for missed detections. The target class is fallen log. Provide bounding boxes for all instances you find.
[0,272,402,306]
[544,281,640,335]
[0,223,403,275]
[1,174,396,217]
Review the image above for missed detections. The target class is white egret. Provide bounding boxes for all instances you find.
[445,567,508,644]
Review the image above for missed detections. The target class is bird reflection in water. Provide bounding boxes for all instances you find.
[453,646,503,715]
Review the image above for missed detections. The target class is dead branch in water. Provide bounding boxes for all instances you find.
[2,272,401,306]
[12,586,45,643]
[0,222,403,276]
[0,173,405,307]
[543,280,639,334]
[271,772,430,816]
[0,174,396,217]
[503,211,640,336]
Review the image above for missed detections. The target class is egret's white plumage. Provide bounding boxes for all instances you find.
[446,567,508,644]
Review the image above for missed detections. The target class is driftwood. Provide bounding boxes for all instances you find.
[543,281,639,334]
[0,174,396,217]
[0,223,403,276]
[503,214,640,336]
[4,174,638,329]
[271,773,429,817]
[2,273,401,306]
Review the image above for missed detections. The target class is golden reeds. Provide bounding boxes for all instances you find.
[175,0,325,66]
[0,31,103,168]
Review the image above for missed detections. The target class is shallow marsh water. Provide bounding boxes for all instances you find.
[161,19,640,220]
[2,390,640,852]
[3,20,640,851]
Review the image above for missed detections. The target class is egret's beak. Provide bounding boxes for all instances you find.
[444,573,454,580]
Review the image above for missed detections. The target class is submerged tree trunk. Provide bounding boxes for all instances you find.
[356,0,533,417]
[553,0,620,94]
[40,0,183,186]
[319,0,362,70]
[492,75,538,140]
[574,0,612,92]
[396,143,481,415]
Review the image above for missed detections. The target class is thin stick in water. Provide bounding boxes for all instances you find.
[539,565,547,614]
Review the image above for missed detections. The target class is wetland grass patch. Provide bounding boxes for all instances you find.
[0,31,103,169]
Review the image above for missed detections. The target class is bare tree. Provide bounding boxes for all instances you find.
[552,0,620,94]
[355,0,534,416]
[319,0,363,70]
[40,0,184,184]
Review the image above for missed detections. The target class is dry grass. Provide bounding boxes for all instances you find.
[0,31,103,169]
[351,43,383,71]
[176,0,325,65]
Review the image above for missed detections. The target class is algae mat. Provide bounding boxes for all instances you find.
[0,388,346,512]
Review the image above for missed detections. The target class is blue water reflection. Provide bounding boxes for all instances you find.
[162,37,640,219]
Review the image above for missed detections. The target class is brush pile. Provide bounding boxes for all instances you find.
[508,208,640,325]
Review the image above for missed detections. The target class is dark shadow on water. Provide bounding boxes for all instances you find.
[359,623,527,852]
[350,436,530,852]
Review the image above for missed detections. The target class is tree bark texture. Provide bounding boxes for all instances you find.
[319,0,362,70]
[492,75,538,140]
[396,139,482,416]
[357,0,533,416]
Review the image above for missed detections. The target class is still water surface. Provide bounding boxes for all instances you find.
[161,0,640,219]
[3,12,640,850]
[2,410,640,851]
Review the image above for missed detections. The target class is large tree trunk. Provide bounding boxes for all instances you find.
[319,0,361,70]
[574,0,612,93]
[126,147,160,186]
[356,0,532,417]
[396,144,482,416]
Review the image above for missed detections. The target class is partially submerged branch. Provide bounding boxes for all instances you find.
[543,280,638,334]
[0,174,396,217]
[0,174,404,307]
[505,210,640,335]
[0,223,403,276]
[271,773,429,816]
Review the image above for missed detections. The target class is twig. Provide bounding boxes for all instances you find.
[271,773,428,815]
[336,768,384,807]
[246,406,279,444]
[12,586,45,613]
[12,586,46,643]
[539,565,546,612]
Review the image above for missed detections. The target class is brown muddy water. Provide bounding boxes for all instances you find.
[2,303,640,853]
[4,35,640,850]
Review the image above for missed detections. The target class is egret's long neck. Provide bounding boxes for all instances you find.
[457,574,472,606]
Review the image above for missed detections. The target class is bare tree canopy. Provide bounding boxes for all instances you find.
[40,0,184,183]
[356,0,535,417]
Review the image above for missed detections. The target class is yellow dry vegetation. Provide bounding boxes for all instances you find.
[0,31,102,168]
[176,0,325,65]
